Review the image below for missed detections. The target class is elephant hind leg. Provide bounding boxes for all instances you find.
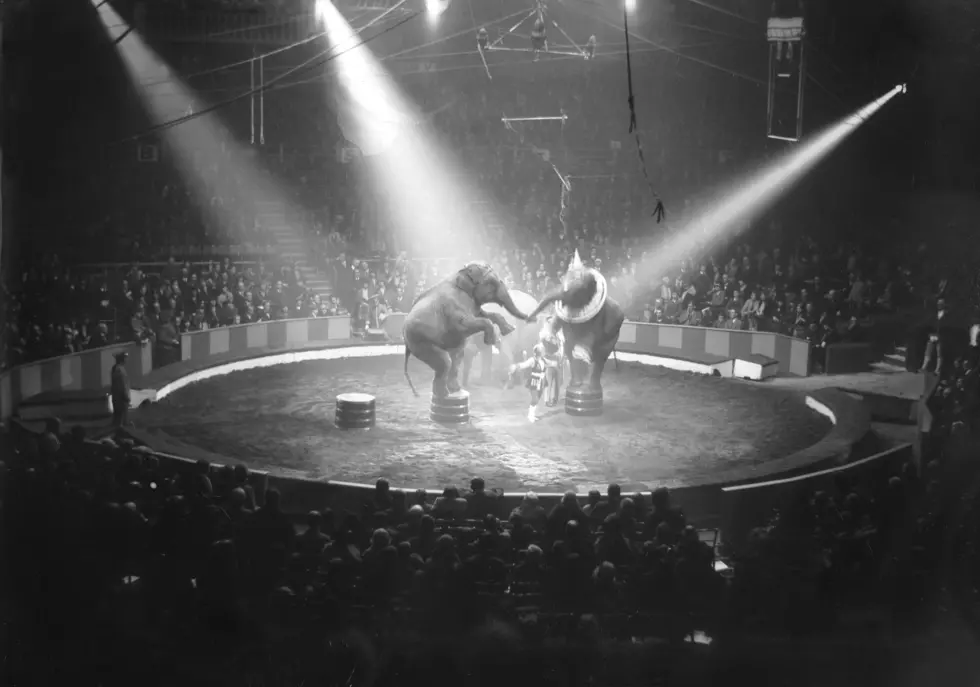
[447,346,465,393]
[411,341,453,398]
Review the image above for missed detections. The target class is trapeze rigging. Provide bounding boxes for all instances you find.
[475,0,596,79]
[472,0,665,228]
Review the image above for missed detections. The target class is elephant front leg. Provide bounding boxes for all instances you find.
[481,311,516,338]
[589,348,614,395]
[564,341,587,389]
[460,315,499,347]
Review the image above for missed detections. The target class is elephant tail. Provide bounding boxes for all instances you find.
[404,345,420,397]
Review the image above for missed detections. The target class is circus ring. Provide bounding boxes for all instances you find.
[67,317,874,524]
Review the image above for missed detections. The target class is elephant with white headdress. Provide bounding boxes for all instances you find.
[523,251,625,395]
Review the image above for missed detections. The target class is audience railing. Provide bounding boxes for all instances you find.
[0,316,814,421]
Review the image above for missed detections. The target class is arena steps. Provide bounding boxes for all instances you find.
[471,199,508,235]
[255,202,334,298]
[883,344,908,369]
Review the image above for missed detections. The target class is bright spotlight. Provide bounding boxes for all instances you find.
[426,0,450,17]
[625,0,636,11]
[315,0,328,21]
[900,83,907,94]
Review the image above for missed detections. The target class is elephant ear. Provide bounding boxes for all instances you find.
[456,262,495,294]
[454,264,481,297]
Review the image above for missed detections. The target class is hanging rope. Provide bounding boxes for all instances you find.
[623,7,666,223]
[558,173,572,236]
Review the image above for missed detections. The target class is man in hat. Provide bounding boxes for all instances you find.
[111,350,131,429]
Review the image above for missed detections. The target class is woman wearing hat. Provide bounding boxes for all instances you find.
[509,344,558,423]
[111,351,131,428]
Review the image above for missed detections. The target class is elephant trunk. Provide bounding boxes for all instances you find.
[524,284,566,321]
[494,285,531,322]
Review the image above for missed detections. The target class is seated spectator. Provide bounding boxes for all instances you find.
[546,490,587,540]
[432,486,468,521]
[588,484,622,522]
[510,543,547,586]
[643,487,685,540]
[410,514,438,559]
[510,491,547,529]
[464,477,500,520]
[594,515,633,566]
[297,510,331,562]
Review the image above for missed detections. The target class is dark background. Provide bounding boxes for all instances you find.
[3,0,978,277]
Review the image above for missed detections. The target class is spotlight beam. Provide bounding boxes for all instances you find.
[635,85,905,281]
[112,26,133,45]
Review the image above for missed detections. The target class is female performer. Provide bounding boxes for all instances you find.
[509,344,558,423]
[540,326,564,407]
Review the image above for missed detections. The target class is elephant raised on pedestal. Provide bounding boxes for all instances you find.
[461,289,543,386]
[523,251,625,395]
[403,262,531,398]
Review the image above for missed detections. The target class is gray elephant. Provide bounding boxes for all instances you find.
[461,289,542,386]
[403,262,531,398]
[523,251,625,394]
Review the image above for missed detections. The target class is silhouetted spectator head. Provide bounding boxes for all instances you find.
[229,487,246,507]
[483,514,501,532]
[593,561,617,584]
[434,534,456,557]
[375,478,390,495]
[233,464,249,485]
[471,476,486,493]
[265,488,282,512]
[607,483,621,500]
[586,490,601,508]
[371,528,391,549]
[601,513,621,535]
[651,486,670,509]
[69,425,86,444]
[39,431,60,458]
[307,510,322,529]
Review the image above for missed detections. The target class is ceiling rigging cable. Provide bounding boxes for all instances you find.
[622,4,665,223]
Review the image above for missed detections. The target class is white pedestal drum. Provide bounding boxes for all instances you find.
[335,393,376,429]
[430,390,470,424]
[565,387,603,417]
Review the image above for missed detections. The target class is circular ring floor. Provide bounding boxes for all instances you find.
[133,356,831,493]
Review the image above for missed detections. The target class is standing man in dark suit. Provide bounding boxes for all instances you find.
[111,351,131,429]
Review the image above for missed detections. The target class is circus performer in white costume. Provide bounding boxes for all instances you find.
[509,344,559,422]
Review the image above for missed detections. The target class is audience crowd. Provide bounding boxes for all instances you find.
[3,401,977,686]
[1,254,351,369]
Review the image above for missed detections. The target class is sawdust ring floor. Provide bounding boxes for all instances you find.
[134,356,831,493]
